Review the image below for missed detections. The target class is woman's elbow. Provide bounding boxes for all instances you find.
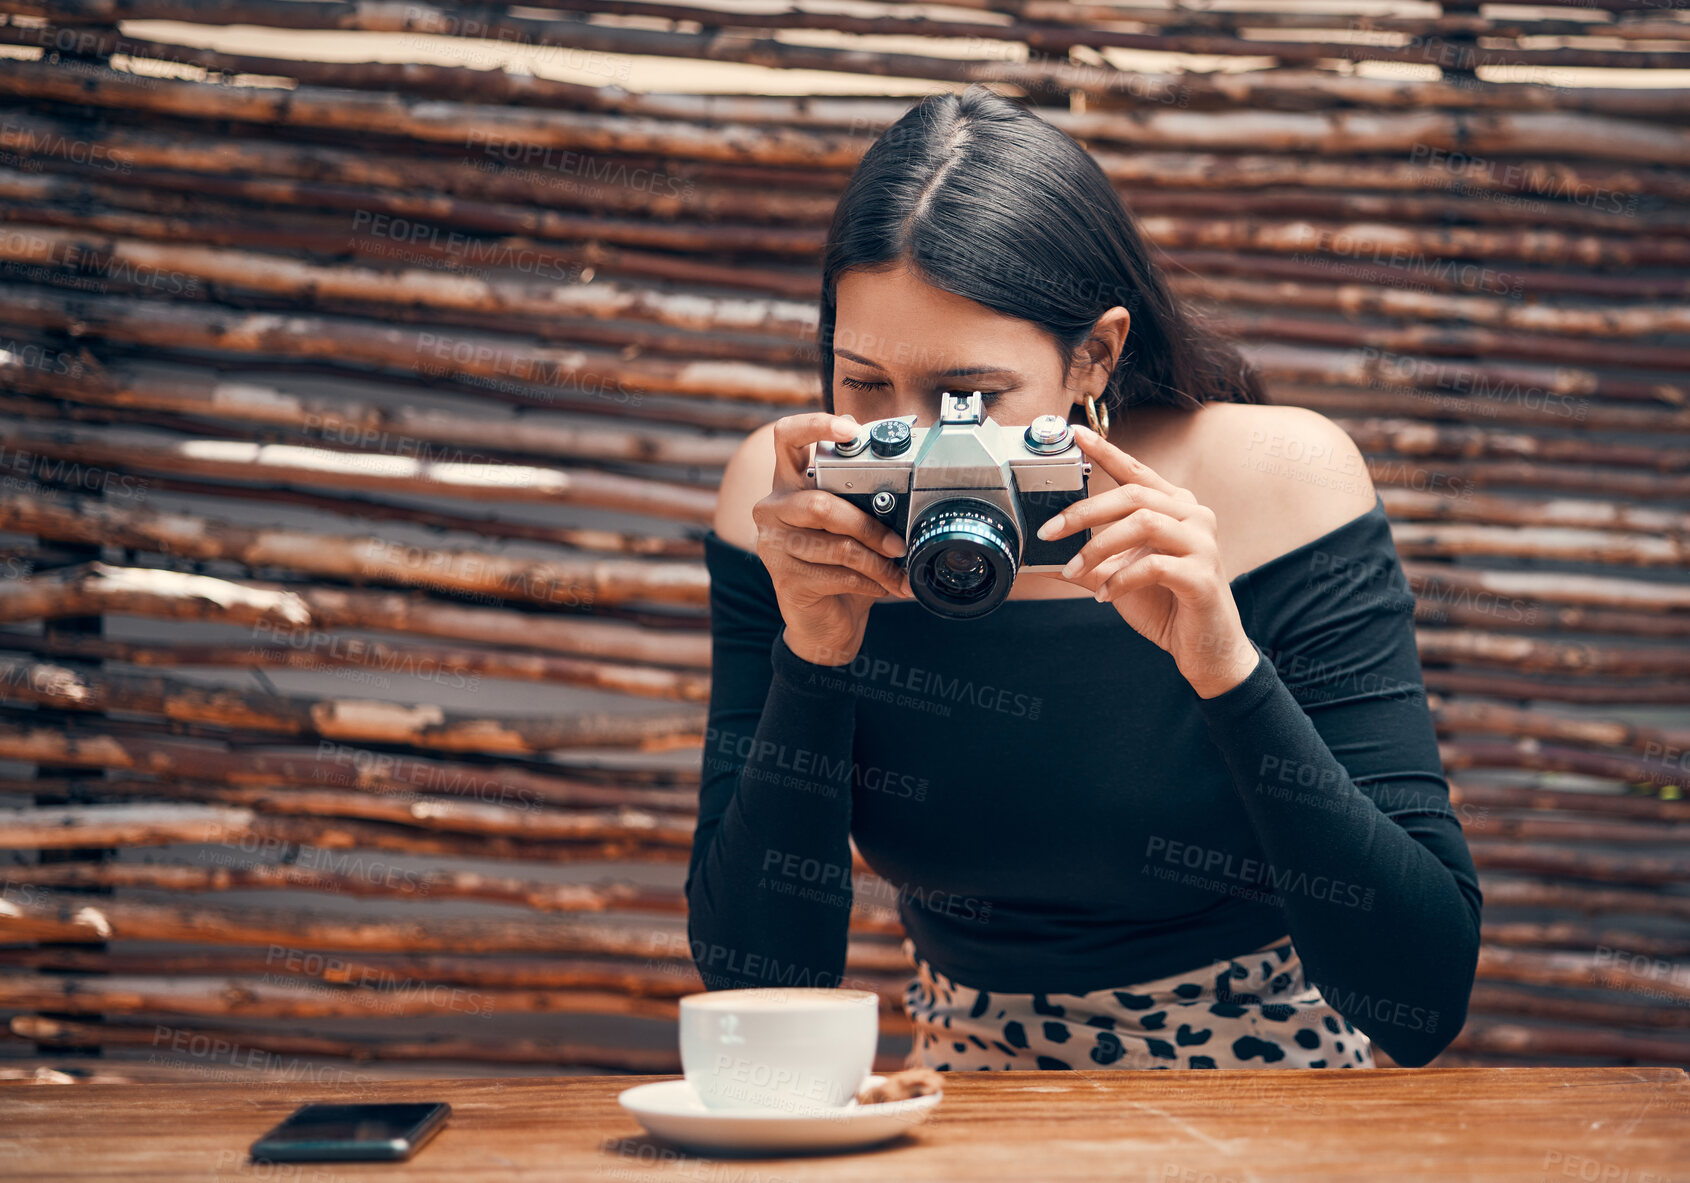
[1382,930,1478,1068]
[1385,989,1468,1068]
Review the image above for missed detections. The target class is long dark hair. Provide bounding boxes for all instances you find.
[819,84,1267,414]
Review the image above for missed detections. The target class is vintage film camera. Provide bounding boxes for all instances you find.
[807,390,1092,620]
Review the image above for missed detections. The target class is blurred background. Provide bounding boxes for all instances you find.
[0,0,1687,1084]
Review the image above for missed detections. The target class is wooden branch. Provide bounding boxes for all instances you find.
[1455,780,1690,823]
[0,353,741,470]
[1165,249,1690,302]
[0,892,911,971]
[1386,461,1690,504]
[0,165,826,280]
[0,490,711,609]
[0,971,687,1021]
[1221,311,1690,372]
[1279,387,1690,438]
[0,281,817,405]
[1468,843,1690,887]
[0,851,891,938]
[1418,631,1690,677]
[1462,812,1690,845]
[42,161,827,257]
[1393,524,1687,568]
[0,801,242,849]
[1382,487,1690,535]
[0,629,711,702]
[1424,670,1690,704]
[1186,277,1690,339]
[0,793,689,863]
[0,466,711,560]
[0,107,836,226]
[0,799,696,849]
[1251,344,1682,407]
[1403,562,1690,613]
[1414,592,1690,642]
[0,57,870,168]
[0,562,710,668]
[1020,2,1690,44]
[1480,921,1690,958]
[0,860,683,914]
[1150,217,1690,270]
[0,419,719,523]
[1345,418,1688,471]
[0,947,914,996]
[1433,701,1690,756]
[9,1014,691,1072]
[0,657,706,754]
[1476,875,1690,921]
[0,189,822,305]
[0,723,700,811]
[1468,983,1690,1030]
[544,0,1690,71]
[1468,983,1690,1032]
[1451,1020,1690,1064]
[1446,740,1690,792]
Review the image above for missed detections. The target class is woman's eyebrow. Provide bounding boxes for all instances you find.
[833,347,1021,380]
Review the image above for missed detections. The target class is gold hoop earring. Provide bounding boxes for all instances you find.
[1083,392,1110,442]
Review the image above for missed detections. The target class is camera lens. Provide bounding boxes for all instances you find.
[933,548,991,596]
[906,501,1019,620]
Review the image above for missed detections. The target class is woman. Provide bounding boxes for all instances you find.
[686,85,1481,1072]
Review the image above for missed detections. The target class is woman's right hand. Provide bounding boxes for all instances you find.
[754,412,915,666]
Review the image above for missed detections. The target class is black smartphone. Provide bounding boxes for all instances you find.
[250,1101,451,1163]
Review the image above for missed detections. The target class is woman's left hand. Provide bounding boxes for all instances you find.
[1036,424,1261,698]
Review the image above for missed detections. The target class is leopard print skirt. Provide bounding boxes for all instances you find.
[900,934,1374,1071]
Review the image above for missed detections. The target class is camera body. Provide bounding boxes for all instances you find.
[806,390,1092,619]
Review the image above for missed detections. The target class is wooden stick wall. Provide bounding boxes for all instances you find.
[0,0,1687,1080]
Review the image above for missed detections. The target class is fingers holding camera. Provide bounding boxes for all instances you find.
[1055,507,1209,589]
[765,521,911,601]
[753,412,918,666]
[1038,481,1205,548]
[1090,547,1212,606]
[777,553,907,605]
[779,486,907,560]
[771,411,861,492]
[1030,441,1253,693]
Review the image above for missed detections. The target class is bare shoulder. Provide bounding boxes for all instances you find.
[1181,402,1379,579]
[712,420,780,551]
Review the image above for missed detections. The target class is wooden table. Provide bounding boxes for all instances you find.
[3,1066,1687,1181]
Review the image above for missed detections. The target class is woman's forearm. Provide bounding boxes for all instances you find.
[685,627,860,991]
[1193,643,1483,1068]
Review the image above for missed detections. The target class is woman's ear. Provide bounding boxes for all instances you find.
[1067,305,1132,400]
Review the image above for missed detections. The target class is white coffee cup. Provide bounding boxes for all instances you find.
[678,987,879,1113]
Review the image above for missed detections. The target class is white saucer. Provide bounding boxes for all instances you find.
[617,1074,942,1155]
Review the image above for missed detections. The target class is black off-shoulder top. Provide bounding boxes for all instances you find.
[684,492,1483,1067]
